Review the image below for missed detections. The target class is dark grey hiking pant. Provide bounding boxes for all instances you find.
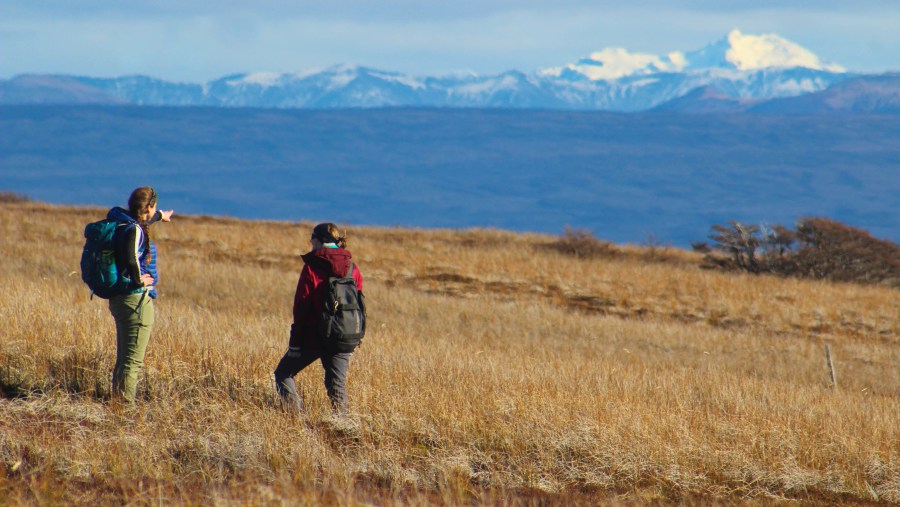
[274,348,351,412]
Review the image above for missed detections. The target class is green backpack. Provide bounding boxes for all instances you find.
[80,219,134,299]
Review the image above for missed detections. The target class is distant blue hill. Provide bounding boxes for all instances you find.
[750,73,900,114]
[1,105,898,246]
[7,31,899,112]
[0,67,861,112]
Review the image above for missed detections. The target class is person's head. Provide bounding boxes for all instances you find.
[310,223,347,249]
[128,186,157,221]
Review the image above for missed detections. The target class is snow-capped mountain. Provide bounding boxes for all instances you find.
[541,29,845,81]
[2,30,887,112]
[684,29,844,72]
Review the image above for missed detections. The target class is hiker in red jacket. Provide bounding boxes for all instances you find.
[274,223,364,413]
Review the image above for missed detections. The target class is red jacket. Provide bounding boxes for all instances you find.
[290,247,364,351]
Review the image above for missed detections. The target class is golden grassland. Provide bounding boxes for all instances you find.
[0,201,897,505]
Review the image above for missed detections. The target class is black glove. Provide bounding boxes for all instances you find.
[286,324,302,357]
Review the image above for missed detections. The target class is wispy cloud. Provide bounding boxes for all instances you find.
[1,1,898,80]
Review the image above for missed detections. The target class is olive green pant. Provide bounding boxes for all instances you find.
[109,292,155,403]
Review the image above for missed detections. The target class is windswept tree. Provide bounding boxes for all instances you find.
[696,217,900,287]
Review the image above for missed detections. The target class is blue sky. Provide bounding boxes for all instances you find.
[2,0,899,82]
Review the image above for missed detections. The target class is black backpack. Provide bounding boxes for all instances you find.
[318,262,366,353]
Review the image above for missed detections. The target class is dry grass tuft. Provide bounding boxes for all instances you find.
[0,191,31,204]
[1,201,897,505]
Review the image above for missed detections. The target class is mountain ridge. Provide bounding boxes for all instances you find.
[4,30,895,112]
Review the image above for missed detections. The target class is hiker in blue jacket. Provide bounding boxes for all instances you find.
[107,186,173,403]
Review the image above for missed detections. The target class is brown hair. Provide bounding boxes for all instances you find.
[312,223,347,249]
[128,186,157,262]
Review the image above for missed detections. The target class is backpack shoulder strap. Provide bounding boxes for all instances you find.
[117,222,143,272]
[345,261,354,278]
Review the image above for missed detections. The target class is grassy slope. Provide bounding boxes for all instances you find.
[0,202,897,505]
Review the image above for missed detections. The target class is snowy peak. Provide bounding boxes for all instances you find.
[221,64,426,92]
[2,30,881,112]
[548,29,845,81]
[226,71,283,88]
[692,29,845,72]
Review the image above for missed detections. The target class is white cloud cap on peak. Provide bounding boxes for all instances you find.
[724,29,845,72]
[540,48,687,81]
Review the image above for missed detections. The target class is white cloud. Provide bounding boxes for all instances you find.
[668,52,687,68]
[543,48,686,81]
[0,3,898,80]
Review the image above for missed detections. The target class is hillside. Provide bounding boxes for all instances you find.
[0,201,897,504]
[4,70,898,113]
[751,74,900,114]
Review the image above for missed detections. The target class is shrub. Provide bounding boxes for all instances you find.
[0,191,32,203]
[545,226,616,259]
[792,217,900,285]
[697,218,900,287]
[706,221,762,273]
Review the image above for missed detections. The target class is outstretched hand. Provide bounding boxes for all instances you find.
[159,210,174,222]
